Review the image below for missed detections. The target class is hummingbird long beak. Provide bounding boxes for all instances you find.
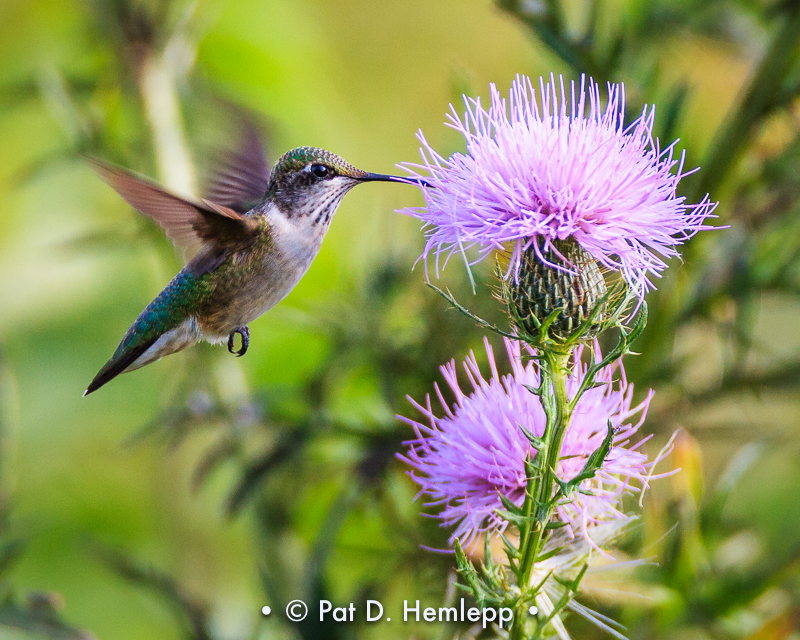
[359,173,432,188]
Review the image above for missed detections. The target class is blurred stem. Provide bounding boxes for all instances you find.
[496,0,607,82]
[694,4,800,201]
[139,50,196,195]
[511,350,572,640]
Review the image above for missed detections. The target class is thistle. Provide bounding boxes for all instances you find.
[398,338,669,549]
[505,239,608,342]
[396,73,719,640]
[400,73,717,301]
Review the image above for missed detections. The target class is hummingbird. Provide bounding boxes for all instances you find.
[84,138,419,396]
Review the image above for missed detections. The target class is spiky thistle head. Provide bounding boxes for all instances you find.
[399,74,718,302]
[503,238,610,342]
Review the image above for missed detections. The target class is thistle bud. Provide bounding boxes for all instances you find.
[506,240,607,341]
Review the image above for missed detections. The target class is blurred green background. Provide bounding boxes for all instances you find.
[2,0,800,639]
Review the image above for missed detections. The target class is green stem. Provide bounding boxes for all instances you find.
[510,350,572,640]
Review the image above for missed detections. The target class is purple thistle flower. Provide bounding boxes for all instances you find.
[400,74,717,297]
[398,338,673,548]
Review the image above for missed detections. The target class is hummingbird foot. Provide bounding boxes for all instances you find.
[228,326,250,357]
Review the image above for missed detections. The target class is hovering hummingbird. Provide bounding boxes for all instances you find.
[84,137,419,396]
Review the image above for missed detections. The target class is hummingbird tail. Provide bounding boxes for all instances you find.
[83,314,202,396]
[83,336,160,396]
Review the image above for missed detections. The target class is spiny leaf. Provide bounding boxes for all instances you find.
[554,563,589,592]
[517,422,546,449]
[557,422,615,498]
[498,493,524,516]
[536,545,566,562]
[499,531,522,561]
[495,509,527,527]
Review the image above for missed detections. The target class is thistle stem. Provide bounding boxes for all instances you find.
[510,349,572,640]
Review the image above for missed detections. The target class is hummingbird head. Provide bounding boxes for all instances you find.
[266,146,410,226]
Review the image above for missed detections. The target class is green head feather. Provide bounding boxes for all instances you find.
[270,146,368,180]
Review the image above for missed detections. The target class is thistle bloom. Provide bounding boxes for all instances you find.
[400,74,716,297]
[398,338,672,548]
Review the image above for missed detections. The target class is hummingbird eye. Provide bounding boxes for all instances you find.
[310,163,330,179]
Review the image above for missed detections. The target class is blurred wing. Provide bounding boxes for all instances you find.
[204,116,270,213]
[90,159,261,271]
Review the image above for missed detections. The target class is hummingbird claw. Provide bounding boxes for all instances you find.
[228,326,250,357]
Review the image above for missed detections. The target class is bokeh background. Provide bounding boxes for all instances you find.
[2,0,800,639]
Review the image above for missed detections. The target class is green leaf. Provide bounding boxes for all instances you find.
[539,304,567,336]
[499,531,522,560]
[454,540,501,607]
[522,383,542,397]
[554,563,589,592]
[517,422,546,449]
[557,422,615,498]
[535,545,565,562]
[498,492,524,516]
[495,509,526,527]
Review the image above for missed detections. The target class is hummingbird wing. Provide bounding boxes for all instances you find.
[204,116,271,213]
[90,160,261,274]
